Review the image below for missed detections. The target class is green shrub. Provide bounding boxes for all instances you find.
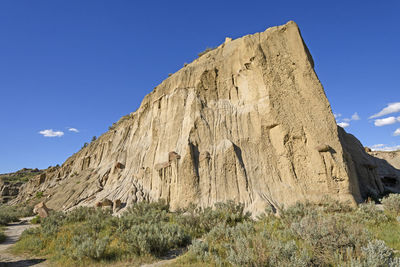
[355,202,389,224]
[188,222,255,265]
[36,191,43,198]
[40,211,67,237]
[382,194,400,214]
[118,200,169,231]
[30,215,41,224]
[71,235,110,260]
[121,222,190,257]
[14,200,400,266]
[0,205,19,225]
[174,201,251,238]
[0,204,34,225]
[361,240,395,266]
[291,212,368,264]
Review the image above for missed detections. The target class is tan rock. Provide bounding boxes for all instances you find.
[100,198,113,207]
[114,162,125,169]
[33,202,49,218]
[11,21,400,215]
[113,199,122,213]
[316,145,331,153]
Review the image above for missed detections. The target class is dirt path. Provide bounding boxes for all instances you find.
[0,217,46,267]
[140,248,186,267]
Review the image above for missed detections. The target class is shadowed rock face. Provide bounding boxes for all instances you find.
[12,21,400,214]
[338,128,400,200]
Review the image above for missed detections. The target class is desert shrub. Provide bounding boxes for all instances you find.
[121,222,190,257]
[319,196,354,213]
[174,201,251,237]
[0,204,34,225]
[65,206,112,224]
[36,191,43,198]
[264,240,311,267]
[118,200,170,233]
[361,240,394,266]
[0,205,19,225]
[355,202,389,225]
[382,194,400,214]
[187,220,311,266]
[280,201,318,224]
[71,235,110,260]
[40,211,67,237]
[291,212,369,264]
[15,200,400,266]
[188,222,255,265]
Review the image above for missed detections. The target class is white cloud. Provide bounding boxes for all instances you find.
[334,113,342,119]
[351,112,360,120]
[394,128,400,136]
[68,128,79,133]
[370,144,400,152]
[371,144,385,149]
[337,122,350,128]
[334,112,360,127]
[374,116,398,126]
[369,102,400,119]
[39,129,64,137]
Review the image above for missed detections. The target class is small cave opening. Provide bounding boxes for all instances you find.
[381,176,398,187]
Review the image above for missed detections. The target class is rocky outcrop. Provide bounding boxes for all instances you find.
[33,202,49,218]
[338,129,400,200]
[0,168,43,203]
[11,21,400,214]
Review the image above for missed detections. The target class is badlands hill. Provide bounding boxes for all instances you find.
[11,21,400,214]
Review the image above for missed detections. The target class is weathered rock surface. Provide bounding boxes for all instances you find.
[11,21,400,214]
[338,130,400,199]
[33,202,49,218]
[0,168,43,203]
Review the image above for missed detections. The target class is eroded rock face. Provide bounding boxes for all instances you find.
[0,168,43,203]
[11,21,400,214]
[34,202,49,218]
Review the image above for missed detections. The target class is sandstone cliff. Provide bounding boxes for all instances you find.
[12,21,400,214]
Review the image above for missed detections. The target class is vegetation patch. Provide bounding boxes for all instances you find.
[13,201,248,266]
[178,195,400,266]
[12,194,400,266]
[0,204,34,225]
[0,168,42,185]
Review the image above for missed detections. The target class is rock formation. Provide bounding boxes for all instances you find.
[0,168,43,203]
[11,21,400,214]
[33,202,50,218]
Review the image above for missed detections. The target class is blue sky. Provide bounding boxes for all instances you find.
[0,1,399,173]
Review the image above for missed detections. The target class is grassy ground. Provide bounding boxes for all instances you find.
[0,168,42,185]
[12,195,400,266]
